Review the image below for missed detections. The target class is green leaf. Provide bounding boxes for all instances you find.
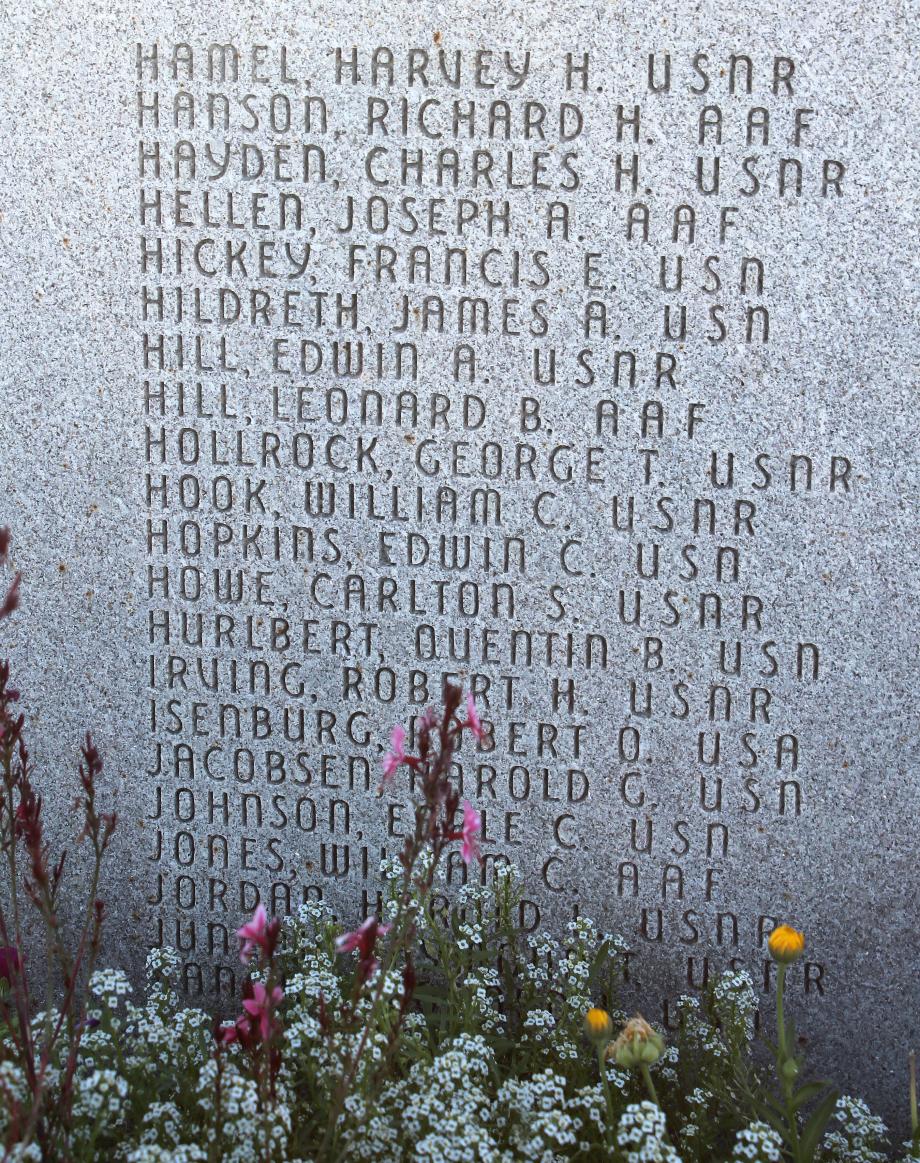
[588,940,609,980]
[799,1088,839,1161]
[748,1097,789,1138]
[412,987,448,1002]
[790,1080,829,1111]
[482,1034,515,1053]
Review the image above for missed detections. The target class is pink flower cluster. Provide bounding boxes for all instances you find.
[456,801,482,865]
[218,979,284,1046]
[379,692,484,868]
[237,904,280,965]
[333,691,486,988]
[335,915,391,982]
[381,724,406,785]
[216,905,284,1048]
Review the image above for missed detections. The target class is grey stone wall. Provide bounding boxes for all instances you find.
[0,0,917,1126]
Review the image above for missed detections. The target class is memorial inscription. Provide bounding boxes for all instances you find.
[137,37,849,996]
[1,0,916,1125]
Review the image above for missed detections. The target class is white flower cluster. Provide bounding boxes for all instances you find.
[497,1068,582,1158]
[730,1120,784,1162]
[380,849,438,928]
[285,961,340,1009]
[4,1144,42,1162]
[457,877,499,911]
[616,1101,683,1163]
[566,1082,609,1143]
[282,1005,323,1054]
[523,932,562,993]
[516,914,621,1064]
[396,1034,501,1162]
[193,1058,293,1163]
[821,1096,888,1163]
[465,965,506,1034]
[145,947,181,1009]
[72,1068,127,1136]
[675,994,728,1061]
[90,967,133,1007]
[340,1092,403,1161]
[135,1100,185,1148]
[79,1021,116,1070]
[122,982,211,1080]
[679,1086,713,1150]
[522,1008,556,1038]
[556,946,592,1015]
[656,1043,680,1087]
[454,914,486,952]
[379,853,405,884]
[125,1147,207,1163]
[395,1009,430,1059]
[0,1060,29,1134]
[711,970,758,1045]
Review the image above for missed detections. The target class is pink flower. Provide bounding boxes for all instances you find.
[465,693,484,743]
[461,800,482,865]
[335,916,391,980]
[237,904,268,964]
[242,981,284,1041]
[380,724,406,787]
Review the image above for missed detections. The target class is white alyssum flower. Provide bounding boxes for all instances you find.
[90,967,133,1006]
[821,1096,889,1163]
[4,1144,43,1162]
[712,970,758,1043]
[72,1068,128,1133]
[731,1120,784,1162]
[616,1101,683,1162]
[498,1070,582,1158]
[126,1147,208,1163]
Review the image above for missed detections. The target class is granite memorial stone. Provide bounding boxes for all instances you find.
[0,0,917,1127]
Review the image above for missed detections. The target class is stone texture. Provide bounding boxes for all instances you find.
[0,0,917,1128]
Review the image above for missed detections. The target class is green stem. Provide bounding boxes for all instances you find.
[639,1064,672,1146]
[776,964,787,1061]
[597,1047,614,1148]
[640,1062,660,1107]
[776,963,802,1163]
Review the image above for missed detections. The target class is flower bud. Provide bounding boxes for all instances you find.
[609,1014,665,1069]
[768,924,805,964]
[584,1007,613,1044]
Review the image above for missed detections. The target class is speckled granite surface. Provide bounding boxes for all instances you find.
[0,0,917,1128]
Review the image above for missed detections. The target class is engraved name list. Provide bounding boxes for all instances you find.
[135,37,855,1024]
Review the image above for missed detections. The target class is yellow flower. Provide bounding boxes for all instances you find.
[584,1007,613,1043]
[768,923,805,964]
[609,1014,665,1067]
